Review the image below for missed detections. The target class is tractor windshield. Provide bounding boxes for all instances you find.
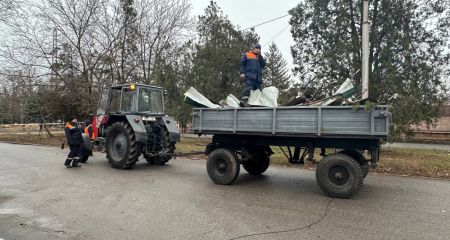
[138,88,164,114]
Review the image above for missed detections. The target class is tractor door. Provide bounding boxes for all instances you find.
[94,88,111,138]
[97,88,110,115]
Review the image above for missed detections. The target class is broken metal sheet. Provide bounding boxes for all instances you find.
[220,94,241,108]
[315,79,356,106]
[183,87,220,108]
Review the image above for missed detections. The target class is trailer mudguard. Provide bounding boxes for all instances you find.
[160,116,180,142]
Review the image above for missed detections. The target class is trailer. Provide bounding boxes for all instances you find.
[193,105,390,198]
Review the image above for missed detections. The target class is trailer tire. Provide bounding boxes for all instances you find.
[242,154,270,175]
[207,148,240,185]
[340,150,369,178]
[316,153,363,199]
[360,162,369,179]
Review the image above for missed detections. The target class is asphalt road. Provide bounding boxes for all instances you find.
[0,143,449,240]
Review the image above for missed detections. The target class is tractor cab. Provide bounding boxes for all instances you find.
[97,84,165,116]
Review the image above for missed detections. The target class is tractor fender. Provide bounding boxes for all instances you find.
[125,115,147,143]
[159,116,180,142]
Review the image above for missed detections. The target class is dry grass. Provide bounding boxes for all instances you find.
[377,148,450,178]
[1,133,449,179]
[0,132,66,147]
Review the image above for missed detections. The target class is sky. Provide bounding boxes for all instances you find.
[190,0,299,71]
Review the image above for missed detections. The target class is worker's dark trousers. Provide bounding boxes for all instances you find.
[65,144,81,166]
[241,80,262,99]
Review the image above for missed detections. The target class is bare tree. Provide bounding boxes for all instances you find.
[136,0,194,84]
[0,0,23,22]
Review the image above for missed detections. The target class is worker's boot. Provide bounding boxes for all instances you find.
[71,158,81,168]
[239,96,249,107]
[64,158,72,168]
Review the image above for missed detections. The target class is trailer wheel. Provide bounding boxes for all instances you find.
[316,153,363,199]
[207,148,240,185]
[242,153,270,175]
[340,150,369,178]
[360,162,369,179]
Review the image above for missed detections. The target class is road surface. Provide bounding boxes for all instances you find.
[0,143,449,240]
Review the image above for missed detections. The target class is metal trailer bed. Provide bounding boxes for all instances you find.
[192,105,390,198]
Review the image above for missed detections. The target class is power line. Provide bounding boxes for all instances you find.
[262,25,290,47]
[242,14,290,31]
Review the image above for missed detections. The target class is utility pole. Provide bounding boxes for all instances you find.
[51,28,58,80]
[361,0,370,100]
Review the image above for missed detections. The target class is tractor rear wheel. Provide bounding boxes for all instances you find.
[106,122,140,169]
[145,127,175,165]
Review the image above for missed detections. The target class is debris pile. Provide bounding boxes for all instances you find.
[184,79,356,108]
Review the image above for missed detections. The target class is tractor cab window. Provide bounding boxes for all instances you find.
[138,88,163,114]
[109,89,121,113]
[121,88,133,112]
[97,88,110,115]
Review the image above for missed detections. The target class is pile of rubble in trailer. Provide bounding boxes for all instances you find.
[184,79,357,108]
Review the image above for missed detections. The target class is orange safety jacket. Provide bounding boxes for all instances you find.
[84,125,95,140]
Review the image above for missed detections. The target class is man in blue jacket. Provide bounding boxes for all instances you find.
[64,116,83,168]
[239,43,266,101]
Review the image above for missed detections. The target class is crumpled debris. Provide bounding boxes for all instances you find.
[184,79,356,109]
[219,94,241,108]
[248,86,279,107]
[184,86,279,108]
[312,79,356,106]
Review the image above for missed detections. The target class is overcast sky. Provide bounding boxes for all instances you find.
[190,0,299,72]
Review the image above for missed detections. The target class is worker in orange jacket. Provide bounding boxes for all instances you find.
[84,119,95,140]
[79,119,94,162]
[64,116,82,168]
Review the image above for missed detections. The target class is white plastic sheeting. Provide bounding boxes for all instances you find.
[248,86,279,107]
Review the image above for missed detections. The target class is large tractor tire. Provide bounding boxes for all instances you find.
[106,122,140,169]
[206,148,240,185]
[316,153,364,199]
[340,150,369,178]
[145,128,175,165]
[242,151,270,175]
